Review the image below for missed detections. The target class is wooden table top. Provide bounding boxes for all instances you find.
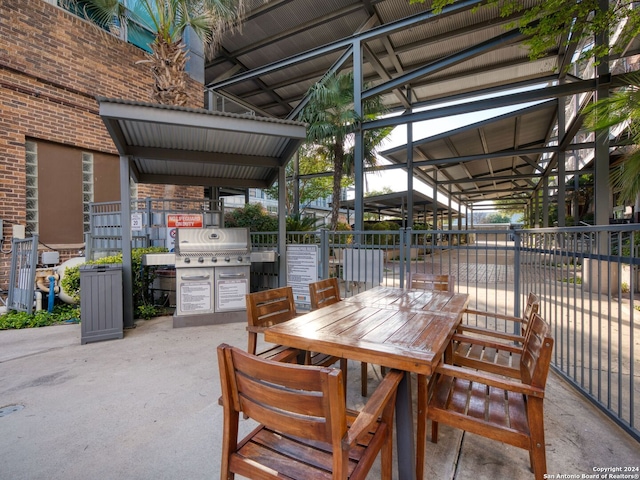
[342,286,468,314]
[265,288,469,375]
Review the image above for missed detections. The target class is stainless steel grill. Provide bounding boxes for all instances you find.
[175,227,251,267]
[174,227,251,321]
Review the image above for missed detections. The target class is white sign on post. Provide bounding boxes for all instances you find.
[131,213,143,231]
[286,245,318,305]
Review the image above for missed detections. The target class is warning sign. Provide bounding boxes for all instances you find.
[166,214,203,251]
[167,214,203,228]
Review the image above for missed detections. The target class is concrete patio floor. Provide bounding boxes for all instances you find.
[1,316,638,479]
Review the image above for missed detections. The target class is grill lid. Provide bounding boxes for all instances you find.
[175,228,250,254]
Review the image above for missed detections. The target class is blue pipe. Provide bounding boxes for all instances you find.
[48,276,55,313]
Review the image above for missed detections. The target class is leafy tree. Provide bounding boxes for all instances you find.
[224,203,278,232]
[365,186,394,197]
[264,144,336,213]
[494,196,528,217]
[285,213,321,232]
[585,71,640,205]
[482,212,512,224]
[413,0,640,66]
[300,72,391,230]
[66,0,246,105]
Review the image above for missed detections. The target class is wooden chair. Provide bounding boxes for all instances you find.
[424,313,554,480]
[452,292,540,377]
[309,277,341,310]
[409,273,454,292]
[247,286,346,373]
[217,343,403,480]
[245,286,300,363]
[309,278,370,397]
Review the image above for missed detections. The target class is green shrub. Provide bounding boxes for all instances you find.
[61,247,168,318]
[224,203,278,232]
[0,304,80,330]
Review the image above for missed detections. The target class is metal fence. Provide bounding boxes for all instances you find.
[87,198,223,259]
[7,235,38,314]
[250,225,639,441]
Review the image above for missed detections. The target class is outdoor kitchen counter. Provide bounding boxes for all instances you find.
[142,251,277,266]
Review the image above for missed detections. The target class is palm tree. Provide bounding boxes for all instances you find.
[67,0,245,106]
[300,72,390,229]
[584,71,640,206]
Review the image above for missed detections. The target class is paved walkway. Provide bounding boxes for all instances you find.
[1,317,638,479]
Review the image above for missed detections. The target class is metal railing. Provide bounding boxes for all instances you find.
[249,226,639,441]
[87,198,224,259]
[7,235,38,314]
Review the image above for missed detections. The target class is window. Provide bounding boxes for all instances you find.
[25,141,38,235]
[82,153,94,233]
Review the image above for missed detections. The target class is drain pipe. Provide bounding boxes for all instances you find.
[48,276,56,312]
[35,291,42,311]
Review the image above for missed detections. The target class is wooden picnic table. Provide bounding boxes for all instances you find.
[265,286,469,480]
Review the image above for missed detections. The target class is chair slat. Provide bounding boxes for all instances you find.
[487,386,508,427]
[448,378,471,414]
[467,381,487,420]
[236,373,329,418]
[506,391,529,434]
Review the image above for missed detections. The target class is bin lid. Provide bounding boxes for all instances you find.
[79,263,123,272]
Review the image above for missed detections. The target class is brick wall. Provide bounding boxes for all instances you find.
[0,0,204,289]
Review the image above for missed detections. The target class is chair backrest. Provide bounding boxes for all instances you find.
[309,278,341,310]
[410,273,454,292]
[521,292,540,336]
[217,343,345,446]
[246,286,296,331]
[245,287,297,356]
[519,312,554,388]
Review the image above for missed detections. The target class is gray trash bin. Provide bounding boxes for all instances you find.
[80,264,124,345]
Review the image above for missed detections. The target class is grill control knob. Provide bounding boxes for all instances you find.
[225,257,231,262]
[184,257,190,264]
[211,257,217,263]
[198,257,204,263]
[237,256,243,262]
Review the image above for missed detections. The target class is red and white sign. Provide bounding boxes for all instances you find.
[167,214,203,228]
[166,214,203,251]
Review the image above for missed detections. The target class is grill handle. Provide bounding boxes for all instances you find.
[218,273,247,279]
[179,274,211,281]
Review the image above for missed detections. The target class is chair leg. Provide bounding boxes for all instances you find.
[361,362,368,397]
[340,358,348,395]
[380,426,393,480]
[527,398,547,480]
[431,421,439,444]
[416,374,428,480]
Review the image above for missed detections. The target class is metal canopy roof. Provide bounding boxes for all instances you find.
[341,190,452,221]
[380,101,559,204]
[98,97,307,188]
[207,0,566,119]
[205,0,575,209]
